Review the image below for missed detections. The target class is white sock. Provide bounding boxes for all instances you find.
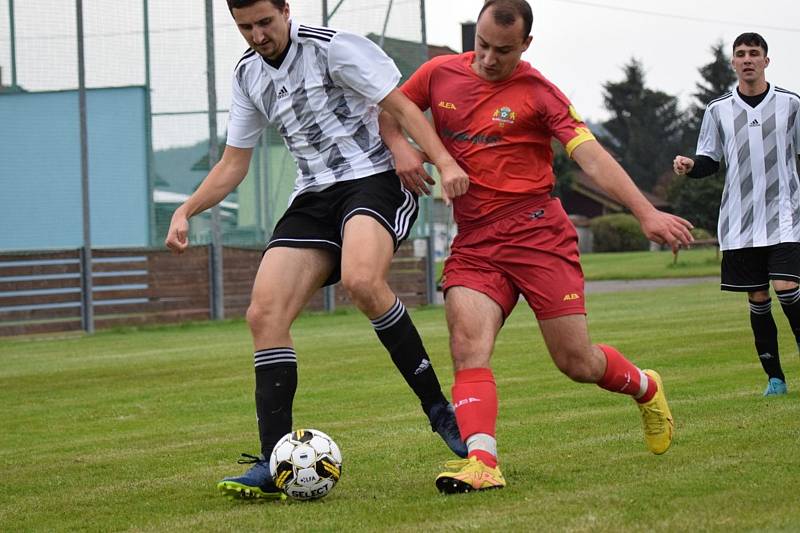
[466,433,497,458]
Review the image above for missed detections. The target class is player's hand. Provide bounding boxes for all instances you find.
[673,155,694,175]
[438,159,469,206]
[393,142,435,196]
[639,209,694,253]
[165,212,190,254]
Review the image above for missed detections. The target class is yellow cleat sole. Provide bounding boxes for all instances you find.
[217,481,286,501]
[435,476,505,494]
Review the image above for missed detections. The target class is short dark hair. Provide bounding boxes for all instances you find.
[227,0,286,11]
[733,32,768,55]
[478,0,533,39]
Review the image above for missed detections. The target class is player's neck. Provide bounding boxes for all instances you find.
[262,37,292,69]
[738,79,769,97]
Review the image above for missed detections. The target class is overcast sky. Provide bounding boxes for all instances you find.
[424,0,800,123]
[2,0,798,148]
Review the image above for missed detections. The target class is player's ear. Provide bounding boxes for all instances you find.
[522,35,532,52]
[764,56,770,68]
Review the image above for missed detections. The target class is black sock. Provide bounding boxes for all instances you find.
[776,287,800,353]
[371,297,447,416]
[254,347,298,458]
[749,299,785,381]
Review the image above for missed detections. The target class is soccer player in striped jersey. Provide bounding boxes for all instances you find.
[675,32,800,397]
[381,0,693,493]
[165,0,470,500]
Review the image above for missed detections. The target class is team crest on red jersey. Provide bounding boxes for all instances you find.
[492,106,516,127]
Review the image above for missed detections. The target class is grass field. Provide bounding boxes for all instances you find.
[2,281,800,532]
[581,247,721,280]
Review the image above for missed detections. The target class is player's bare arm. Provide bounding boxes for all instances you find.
[673,155,695,175]
[572,140,694,251]
[165,145,253,253]
[378,110,434,196]
[379,89,469,204]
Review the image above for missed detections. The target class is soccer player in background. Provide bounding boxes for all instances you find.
[380,0,694,493]
[165,0,470,500]
[674,33,800,397]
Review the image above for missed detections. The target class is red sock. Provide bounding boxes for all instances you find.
[452,367,498,450]
[596,344,657,403]
[469,449,497,468]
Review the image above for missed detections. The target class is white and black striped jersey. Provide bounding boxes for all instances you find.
[227,21,401,205]
[696,84,800,251]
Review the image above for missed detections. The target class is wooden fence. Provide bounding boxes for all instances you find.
[0,241,431,337]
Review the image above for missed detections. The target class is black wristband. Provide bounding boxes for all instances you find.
[687,155,720,179]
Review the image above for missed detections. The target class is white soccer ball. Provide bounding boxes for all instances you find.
[269,428,342,501]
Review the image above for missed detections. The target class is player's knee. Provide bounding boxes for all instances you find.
[246,300,285,333]
[553,350,597,383]
[449,328,490,367]
[341,269,382,306]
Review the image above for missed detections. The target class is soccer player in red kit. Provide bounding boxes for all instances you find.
[380,0,695,493]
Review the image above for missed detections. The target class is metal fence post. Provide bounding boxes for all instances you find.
[76,0,94,333]
[425,235,435,305]
[143,0,157,247]
[321,1,336,312]
[79,246,94,333]
[206,0,224,320]
[8,0,17,88]
[323,285,336,312]
[420,0,437,306]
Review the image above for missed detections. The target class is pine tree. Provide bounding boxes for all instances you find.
[598,59,685,192]
[683,41,738,148]
[669,42,737,234]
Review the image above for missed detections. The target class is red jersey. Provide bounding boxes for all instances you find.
[401,52,595,226]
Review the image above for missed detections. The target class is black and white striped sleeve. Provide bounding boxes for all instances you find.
[226,62,267,148]
[327,32,401,105]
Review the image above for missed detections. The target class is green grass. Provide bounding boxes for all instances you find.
[581,247,721,280]
[2,281,799,531]
[436,247,721,282]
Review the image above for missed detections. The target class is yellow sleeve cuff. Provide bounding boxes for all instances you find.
[565,127,596,157]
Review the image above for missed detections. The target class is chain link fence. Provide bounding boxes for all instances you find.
[1,0,435,252]
[0,0,449,331]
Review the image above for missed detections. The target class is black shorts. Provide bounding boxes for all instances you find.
[720,243,800,292]
[266,170,418,286]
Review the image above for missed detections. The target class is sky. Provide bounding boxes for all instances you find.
[2,0,799,148]
[423,0,800,123]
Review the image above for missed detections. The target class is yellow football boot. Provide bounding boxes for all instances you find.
[435,456,506,494]
[637,370,674,455]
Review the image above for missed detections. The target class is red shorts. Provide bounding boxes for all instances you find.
[442,196,585,320]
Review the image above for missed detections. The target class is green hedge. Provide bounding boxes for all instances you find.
[691,227,714,240]
[590,213,649,252]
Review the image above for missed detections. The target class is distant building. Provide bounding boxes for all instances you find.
[0,67,24,94]
[559,172,671,252]
[561,172,671,219]
[366,33,458,81]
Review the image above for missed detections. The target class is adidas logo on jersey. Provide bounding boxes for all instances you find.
[749,118,760,127]
[277,85,289,99]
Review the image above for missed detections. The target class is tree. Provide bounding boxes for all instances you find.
[598,59,685,192]
[668,42,737,235]
[682,41,738,149]
[551,141,577,199]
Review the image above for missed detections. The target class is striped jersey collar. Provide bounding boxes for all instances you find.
[733,82,773,111]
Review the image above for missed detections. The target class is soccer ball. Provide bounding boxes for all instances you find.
[269,428,342,501]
